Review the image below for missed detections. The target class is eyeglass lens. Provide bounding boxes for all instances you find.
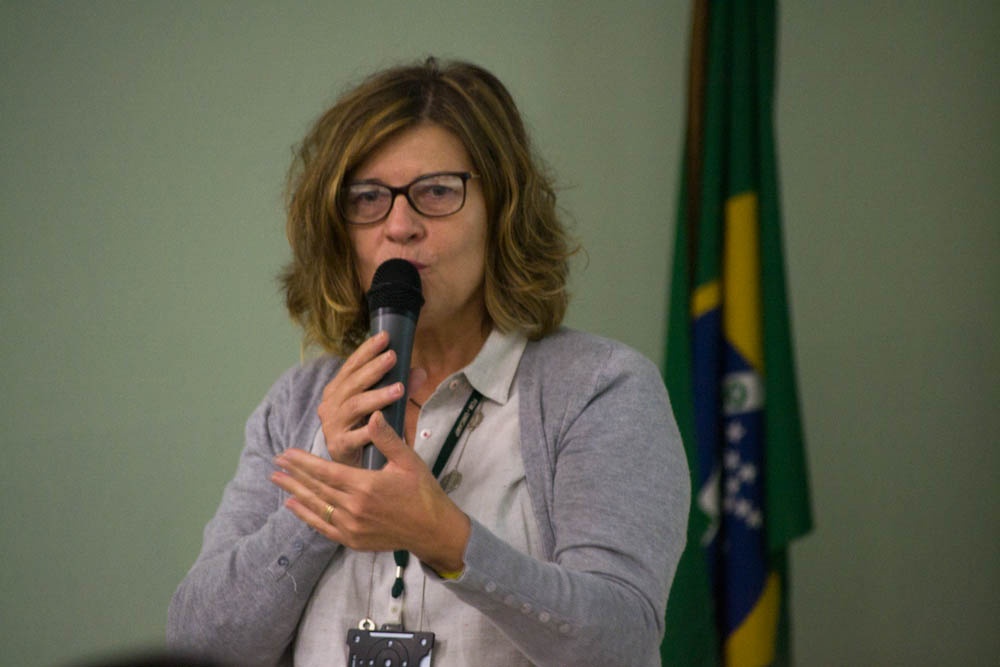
[343,173,470,224]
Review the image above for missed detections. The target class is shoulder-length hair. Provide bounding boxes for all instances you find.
[281,57,575,357]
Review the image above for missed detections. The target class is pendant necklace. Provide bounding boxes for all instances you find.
[411,390,483,495]
[438,406,482,493]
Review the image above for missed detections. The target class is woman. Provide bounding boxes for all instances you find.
[167,57,689,667]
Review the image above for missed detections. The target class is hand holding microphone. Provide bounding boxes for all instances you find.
[314,259,423,468]
[361,258,424,469]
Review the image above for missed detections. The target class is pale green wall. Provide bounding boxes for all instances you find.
[1,2,996,666]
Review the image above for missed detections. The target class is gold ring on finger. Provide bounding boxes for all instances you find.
[323,503,335,524]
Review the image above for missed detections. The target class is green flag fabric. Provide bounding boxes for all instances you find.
[661,2,813,666]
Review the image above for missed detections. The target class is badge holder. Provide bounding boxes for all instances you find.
[347,617,434,667]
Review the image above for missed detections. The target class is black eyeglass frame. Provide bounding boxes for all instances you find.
[339,171,481,225]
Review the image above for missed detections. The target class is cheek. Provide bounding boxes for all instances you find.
[462,206,490,262]
[347,231,376,287]
[463,241,489,293]
[453,223,487,270]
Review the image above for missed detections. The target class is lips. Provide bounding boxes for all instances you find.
[394,258,426,271]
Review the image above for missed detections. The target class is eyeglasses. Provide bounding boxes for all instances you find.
[340,171,480,225]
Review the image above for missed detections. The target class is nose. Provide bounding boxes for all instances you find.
[382,192,426,243]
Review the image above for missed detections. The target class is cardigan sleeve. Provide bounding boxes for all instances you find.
[166,361,342,667]
[443,333,691,666]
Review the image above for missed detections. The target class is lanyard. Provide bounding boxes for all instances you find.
[390,389,484,600]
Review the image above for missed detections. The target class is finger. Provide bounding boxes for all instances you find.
[323,332,395,399]
[319,381,402,467]
[344,349,400,399]
[270,461,358,533]
[326,426,375,463]
[270,463,333,510]
[275,469,380,552]
[283,495,344,543]
[273,450,340,495]
[317,354,400,436]
[365,411,412,465]
[337,330,390,377]
[336,381,405,426]
[322,349,398,411]
[318,380,400,462]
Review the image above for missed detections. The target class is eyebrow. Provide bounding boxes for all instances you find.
[345,171,471,186]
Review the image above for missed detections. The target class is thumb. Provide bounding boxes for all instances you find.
[366,411,412,463]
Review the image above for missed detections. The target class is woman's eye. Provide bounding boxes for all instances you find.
[425,185,453,198]
[348,187,386,205]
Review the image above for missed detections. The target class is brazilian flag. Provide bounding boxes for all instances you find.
[662,2,813,665]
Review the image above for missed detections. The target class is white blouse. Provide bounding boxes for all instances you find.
[294,329,541,666]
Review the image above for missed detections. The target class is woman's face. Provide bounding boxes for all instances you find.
[347,123,489,332]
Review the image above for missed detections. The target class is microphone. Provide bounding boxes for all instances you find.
[362,258,424,469]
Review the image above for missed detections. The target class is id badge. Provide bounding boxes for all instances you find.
[347,628,434,666]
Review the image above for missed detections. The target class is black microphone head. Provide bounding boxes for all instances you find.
[366,258,424,316]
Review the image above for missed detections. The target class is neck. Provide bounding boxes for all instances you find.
[413,321,489,377]
[409,313,490,400]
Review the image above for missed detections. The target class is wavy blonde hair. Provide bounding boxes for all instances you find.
[281,57,575,357]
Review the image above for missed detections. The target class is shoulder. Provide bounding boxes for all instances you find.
[521,327,661,389]
[250,355,344,438]
[518,327,668,437]
[243,355,346,455]
[271,355,344,403]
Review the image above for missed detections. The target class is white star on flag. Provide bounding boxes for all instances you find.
[724,449,741,471]
[738,464,757,483]
[726,420,746,444]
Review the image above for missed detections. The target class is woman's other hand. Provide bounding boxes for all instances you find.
[271,410,469,573]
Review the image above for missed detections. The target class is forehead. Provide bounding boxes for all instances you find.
[352,123,472,181]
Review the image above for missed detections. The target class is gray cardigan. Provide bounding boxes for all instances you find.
[167,328,689,666]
